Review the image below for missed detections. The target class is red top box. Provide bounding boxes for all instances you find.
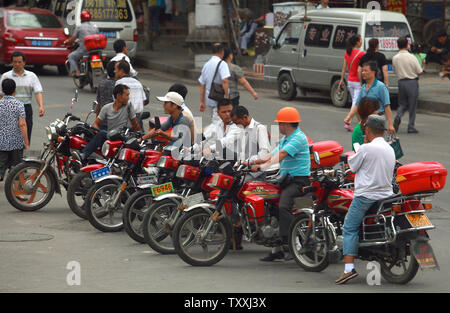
[84,34,107,51]
[396,162,447,195]
[310,140,344,169]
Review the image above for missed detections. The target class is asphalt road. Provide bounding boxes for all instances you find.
[0,65,449,294]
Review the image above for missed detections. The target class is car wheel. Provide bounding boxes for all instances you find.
[278,73,297,101]
[57,65,69,76]
[330,79,349,108]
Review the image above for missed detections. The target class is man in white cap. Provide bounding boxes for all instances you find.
[141,91,192,148]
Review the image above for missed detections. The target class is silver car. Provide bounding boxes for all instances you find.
[265,8,414,107]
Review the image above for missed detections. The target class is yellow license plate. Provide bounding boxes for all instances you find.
[406,213,432,228]
[151,182,173,197]
[90,61,103,69]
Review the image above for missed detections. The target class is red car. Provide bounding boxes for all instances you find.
[0,7,70,75]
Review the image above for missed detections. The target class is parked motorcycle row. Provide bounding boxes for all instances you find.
[3,100,448,285]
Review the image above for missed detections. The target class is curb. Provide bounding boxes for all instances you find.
[135,55,449,115]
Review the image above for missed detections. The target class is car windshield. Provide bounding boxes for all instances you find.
[365,22,411,51]
[82,0,132,22]
[7,12,62,28]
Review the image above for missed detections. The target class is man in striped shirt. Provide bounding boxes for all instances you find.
[250,107,311,261]
[0,51,44,143]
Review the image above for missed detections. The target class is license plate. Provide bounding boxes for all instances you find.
[137,175,156,185]
[101,31,116,38]
[388,63,393,72]
[182,192,204,208]
[406,213,432,228]
[90,166,111,180]
[31,40,52,47]
[90,61,103,69]
[151,182,173,197]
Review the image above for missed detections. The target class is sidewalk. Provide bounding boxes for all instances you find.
[134,37,450,115]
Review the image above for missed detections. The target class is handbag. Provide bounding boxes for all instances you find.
[387,135,404,160]
[208,60,226,101]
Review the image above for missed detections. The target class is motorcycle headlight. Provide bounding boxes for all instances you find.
[101,141,110,157]
[45,126,58,141]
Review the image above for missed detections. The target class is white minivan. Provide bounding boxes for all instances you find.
[51,0,138,58]
[264,8,414,107]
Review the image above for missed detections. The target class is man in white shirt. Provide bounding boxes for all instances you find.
[194,99,241,159]
[393,37,423,134]
[114,60,147,129]
[231,105,278,172]
[336,115,396,285]
[198,43,230,124]
[111,39,138,78]
[168,83,196,144]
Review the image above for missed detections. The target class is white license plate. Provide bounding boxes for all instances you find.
[183,192,204,208]
[137,175,156,185]
[90,166,111,180]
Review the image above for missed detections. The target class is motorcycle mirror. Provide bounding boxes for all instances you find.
[313,151,320,165]
[141,111,151,120]
[155,116,161,130]
[149,120,156,129]
[92,101,98,112]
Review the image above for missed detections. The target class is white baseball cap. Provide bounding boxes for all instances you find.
[156,91,184,107]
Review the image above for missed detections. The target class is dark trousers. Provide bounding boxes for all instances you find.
[0,149,23,177]
[24,104,33,143]
[82,130,107,158]
[278,176,310,238]
[396,79,418,131]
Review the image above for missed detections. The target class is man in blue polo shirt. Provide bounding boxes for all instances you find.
[344,61,395,134]
[250,106,311,261]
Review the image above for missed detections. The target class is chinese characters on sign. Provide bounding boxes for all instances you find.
[83,0,131,21]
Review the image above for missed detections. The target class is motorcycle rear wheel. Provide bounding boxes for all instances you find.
[173,208,231,266]
[85,179,130,232]
[288,213,330,272]
[5,162,55,212]
[378,242,419,284]
[123,189,154,244]
[142,198,181,254]
[66,171,93,219]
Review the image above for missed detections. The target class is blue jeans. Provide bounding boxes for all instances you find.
[82,130,107,158]
[342,196,377,257]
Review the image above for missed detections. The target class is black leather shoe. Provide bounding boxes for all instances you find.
[259,251,284,262]
[407,128,419,134]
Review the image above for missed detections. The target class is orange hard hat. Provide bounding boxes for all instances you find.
[274,107,301,123]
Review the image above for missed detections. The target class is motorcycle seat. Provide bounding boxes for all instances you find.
[365,194,402,215]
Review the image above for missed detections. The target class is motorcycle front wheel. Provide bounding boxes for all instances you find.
[142,198,182,254]
[123,189,154,244]
[85,179,130,232]
[288,213,330,272]
[66,171,94,219]
[5,162,55,212]
[173,208,231,266]
[378,242,419,284]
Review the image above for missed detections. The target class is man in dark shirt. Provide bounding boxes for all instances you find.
[426,30,450,67]
[95,61,116,130]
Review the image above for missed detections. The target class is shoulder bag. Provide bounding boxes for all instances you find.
[208,60,226,102]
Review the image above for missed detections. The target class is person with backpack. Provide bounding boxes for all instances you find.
[358,38,389,88]
[339,34,364,132]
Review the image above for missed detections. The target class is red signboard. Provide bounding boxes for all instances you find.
[387,0,406,15]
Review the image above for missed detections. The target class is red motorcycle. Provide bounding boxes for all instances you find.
[5,106,101,212]
[138,156,220,252]
[288,160,446,284]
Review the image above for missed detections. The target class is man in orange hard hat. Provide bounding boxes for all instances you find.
[250,106,311,261]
